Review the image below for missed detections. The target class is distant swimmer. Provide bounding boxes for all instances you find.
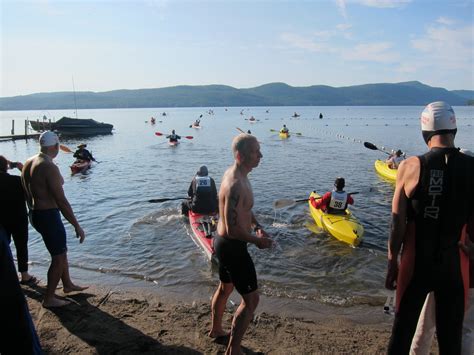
[319,113,323,119]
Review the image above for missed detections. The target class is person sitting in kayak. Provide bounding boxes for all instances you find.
[193,119,200,127]
[167,130,181,143]
[386,149,404,169]
[181,165,218,215]
[280,125,289,134]
[309,177,354,215]
[73,144,95,162]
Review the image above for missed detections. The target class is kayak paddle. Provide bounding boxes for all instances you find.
[59,144,73,153]
[236,127,245,134]
[270,129,302,136]
[148,197,189,203]
[364,142,391,155]
[155,132,194,139]
[273,192,359,209]
[273,197,316,209]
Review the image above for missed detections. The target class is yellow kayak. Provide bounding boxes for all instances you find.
[308,191,363,247]
[374,160,397,182]
[279,132,290,139]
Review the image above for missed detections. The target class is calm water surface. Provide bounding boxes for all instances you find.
[1,106,473,310]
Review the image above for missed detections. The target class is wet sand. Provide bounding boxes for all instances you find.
[21,283,411,354]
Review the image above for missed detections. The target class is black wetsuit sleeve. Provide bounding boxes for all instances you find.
[188,180,194,197]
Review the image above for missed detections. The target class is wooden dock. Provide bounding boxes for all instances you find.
[0,133,40,141]
[0,119,41,141]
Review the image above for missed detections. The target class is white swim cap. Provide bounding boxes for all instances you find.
[39,131,59,147]
[420,101,456,143]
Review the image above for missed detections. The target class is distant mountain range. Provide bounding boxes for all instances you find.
[1,81,472,110]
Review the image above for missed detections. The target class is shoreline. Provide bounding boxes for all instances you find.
[25,283,397,354]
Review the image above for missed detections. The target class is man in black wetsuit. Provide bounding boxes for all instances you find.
[182,165,218,215]
[385,101,474,354]
[0,156,36,284]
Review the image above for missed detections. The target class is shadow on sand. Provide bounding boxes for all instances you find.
[23,287,200,354]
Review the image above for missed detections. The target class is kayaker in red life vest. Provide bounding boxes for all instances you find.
[166,129,181,143]
[386,149,405,169]
[309,177,354,215]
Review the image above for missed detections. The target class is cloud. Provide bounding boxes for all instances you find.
[280,33,336,53]
[342,42,400,63]
[356,0,412,8]
[336,23,352,31]
[335,0,348,18]
[411,25,473,70]
[396,62,422,74]
[436,17,455,26]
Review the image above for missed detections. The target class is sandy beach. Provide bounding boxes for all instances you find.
[19,282,424,354]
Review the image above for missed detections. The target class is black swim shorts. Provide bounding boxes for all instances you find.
[213,236,258,295]
[32,209,67,256]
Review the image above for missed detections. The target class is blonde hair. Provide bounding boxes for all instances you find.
[232,133,257,159]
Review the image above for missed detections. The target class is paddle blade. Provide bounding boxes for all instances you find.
[148,197,188,203]
[155,132,163,136]
[295,132,302,136]
[363,142,378,150]
[273,199,297,209]
[185,136,194,139]
[59,144,73,153]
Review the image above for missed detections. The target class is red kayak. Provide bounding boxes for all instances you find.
[169,140,179,146]
[70,159,91,174]
[188,210,217,262]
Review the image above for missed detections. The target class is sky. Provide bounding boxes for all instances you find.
[1,0,473,97]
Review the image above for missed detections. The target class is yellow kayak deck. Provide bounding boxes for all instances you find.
[308,191,364,247]
[279,132,290,139]
[374,159,397,182]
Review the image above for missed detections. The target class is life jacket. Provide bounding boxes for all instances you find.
[191,176,217,214]
[327,190,348,214]
[195,176,211,191]
[390,155,404,168]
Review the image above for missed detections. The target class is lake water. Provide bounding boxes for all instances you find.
[1,106,473,312]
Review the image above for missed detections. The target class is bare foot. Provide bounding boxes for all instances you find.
[208,329,229,338]
[42,297,71,308]
[63,284,89,293]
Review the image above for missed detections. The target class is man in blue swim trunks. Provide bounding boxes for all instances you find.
[209,133,273,354]
[22,131,88,308]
